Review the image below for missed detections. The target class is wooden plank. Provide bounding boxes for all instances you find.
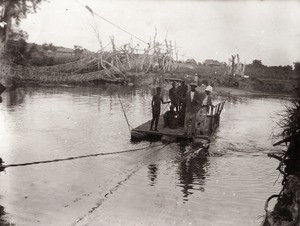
[164,77,182,82]
[216,103,221,115]
[209,106,214,134]
[220,101,225,113]
[133,116,186,138]
[132,102,226,140]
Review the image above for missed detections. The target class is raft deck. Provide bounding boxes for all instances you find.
[131,101,226,142]
[132,116,210,141]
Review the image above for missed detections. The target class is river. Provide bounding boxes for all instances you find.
[0,85,287,225]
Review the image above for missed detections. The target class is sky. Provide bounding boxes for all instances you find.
[19,0,300,66]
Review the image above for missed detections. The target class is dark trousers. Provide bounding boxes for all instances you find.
[178,101,186,126]
[150,108,160,130]
[171,101,179,112]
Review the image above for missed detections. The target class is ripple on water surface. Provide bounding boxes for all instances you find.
[0,86,286,225]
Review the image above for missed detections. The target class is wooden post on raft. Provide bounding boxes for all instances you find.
[231,55,236,76]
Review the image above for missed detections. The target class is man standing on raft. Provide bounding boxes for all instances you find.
[150,87,170,131]
[184,82,203,136]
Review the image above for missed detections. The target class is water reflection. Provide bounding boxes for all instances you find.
[215,95,250,105]
[176,147,209,202]
[4,88,25,108]
[224,95,239,104]
[147,164,158,186]
[0,204,10,225]
[0,94,8,225]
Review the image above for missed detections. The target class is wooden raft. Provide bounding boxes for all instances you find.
[131,101,226,142]
[132,116,186,138]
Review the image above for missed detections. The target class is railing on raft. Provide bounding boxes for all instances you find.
[194,101,226,137]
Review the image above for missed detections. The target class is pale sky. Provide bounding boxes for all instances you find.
[20,0,300,66]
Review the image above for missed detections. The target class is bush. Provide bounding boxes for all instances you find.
[4,39,28,65]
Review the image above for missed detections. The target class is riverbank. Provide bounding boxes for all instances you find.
[213,87,293,99]
[0,66,293,99]
[128,72,293,98]
[263,94,300,226]
[264,175,300,226]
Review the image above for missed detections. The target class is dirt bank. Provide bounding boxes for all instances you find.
[129,72,292,98]
[214,86,262,97]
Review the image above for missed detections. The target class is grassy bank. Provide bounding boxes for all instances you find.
[264,92,300,225]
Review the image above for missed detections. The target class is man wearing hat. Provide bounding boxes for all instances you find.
[202,85,213,108]
[195,85,214,135]
[184,82,204,135]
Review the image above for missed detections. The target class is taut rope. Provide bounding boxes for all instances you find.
[2,143,165,170]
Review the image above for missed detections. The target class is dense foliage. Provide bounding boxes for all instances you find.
[3,38,90,66]
[0,0,44,43]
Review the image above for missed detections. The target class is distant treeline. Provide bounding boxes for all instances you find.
[175,59,299,81]
[3,38,91,66]
[172,59,299,93]
[3,39,299,93]
[245,59,299,81]
[5,39,300,81]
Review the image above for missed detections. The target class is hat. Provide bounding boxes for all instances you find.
[190,82,197,87]
[205,85,213,92]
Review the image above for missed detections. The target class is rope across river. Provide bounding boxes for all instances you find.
[1,143,169,170]
[117,92,133,132]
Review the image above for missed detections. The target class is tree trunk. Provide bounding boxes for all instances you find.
[0,2,12,58]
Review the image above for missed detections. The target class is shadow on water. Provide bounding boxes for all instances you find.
[147,164,158,186]
[0,205,11,226]
[176,145,209,202]
[0,84,153,115]
[1,88,26,108]
[24,84,151,98]
[0,88,11,225]
[146,143,209,202]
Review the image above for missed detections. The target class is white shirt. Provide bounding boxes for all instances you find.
[190,91,195,101]
[202,94,208,106]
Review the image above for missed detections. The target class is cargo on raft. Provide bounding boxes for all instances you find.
[131,101,226,145]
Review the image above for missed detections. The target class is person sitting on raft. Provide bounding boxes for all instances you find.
[163,105,178,129]
[169,81,179,112]
[150,87,170,131]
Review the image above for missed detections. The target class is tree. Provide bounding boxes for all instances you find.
[251,59,263,68]
[41,43,57,52]
[294,62,300,74]
[4,38,28,64]
[74,45,83,59]
[0,0,44,44]
[283,65,293,72]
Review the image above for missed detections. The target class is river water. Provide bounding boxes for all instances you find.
[0,85,287,225]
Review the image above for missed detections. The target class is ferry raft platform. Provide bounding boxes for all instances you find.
[131,101,226,144]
